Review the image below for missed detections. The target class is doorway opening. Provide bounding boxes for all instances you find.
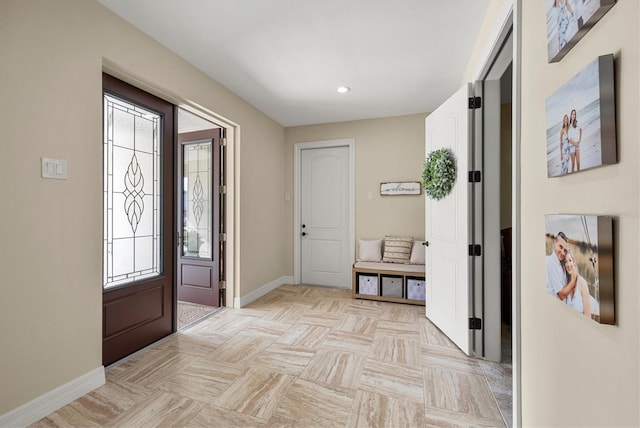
[101,66,238,363]
[474,15,514,426]
[476,22,514,426]
[499,62,513,352]
[423,13,514,426]
[176,108,226,330]
[478,59,513,427]
[102,74,176,366]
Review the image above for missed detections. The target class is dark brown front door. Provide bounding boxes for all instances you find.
[102,74,175,366]
[177,129,221,307]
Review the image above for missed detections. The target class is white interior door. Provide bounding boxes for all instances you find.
[300,146,351,288]
[425,84,473,355]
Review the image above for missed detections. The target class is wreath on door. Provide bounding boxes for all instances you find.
[422,148,456,200]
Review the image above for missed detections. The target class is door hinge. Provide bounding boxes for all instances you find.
[220,280,226,291]
[220,137,227,147]
[219,185,227,194]
[469,317,482,330]
[220,233,227,242]
[468,171,482,183]
[469,96,482,109]
[468,244,482,256]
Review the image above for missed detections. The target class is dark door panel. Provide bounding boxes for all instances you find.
[177,129,221,307]
[103,282,170,364]
[102,74,174,366]
[104,285,164,338]
[179,264,216,306]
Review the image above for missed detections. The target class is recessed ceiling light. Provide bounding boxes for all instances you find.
[337,86,351,94]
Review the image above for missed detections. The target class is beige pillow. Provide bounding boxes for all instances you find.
[382,236,413,263]
[410,240,426,264]
[358,239,383,262]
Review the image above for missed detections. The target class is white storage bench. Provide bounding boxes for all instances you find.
[352,261,426,306]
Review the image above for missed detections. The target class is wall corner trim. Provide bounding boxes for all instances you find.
[0,366,105,427]
[236,276,295,308]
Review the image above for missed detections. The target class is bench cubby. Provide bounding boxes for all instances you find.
[352,262,425,306]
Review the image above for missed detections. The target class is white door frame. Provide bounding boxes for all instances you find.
[293,139,355,285]
[468,1,521,426]
[177,107,238,309]
[474,26,514,364]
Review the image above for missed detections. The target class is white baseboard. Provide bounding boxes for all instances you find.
[0,366,105,428]
[234,275,295,308]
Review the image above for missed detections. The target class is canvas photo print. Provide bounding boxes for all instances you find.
[545,214,614,324]
[546,0,616,63]
[545,54,616,178]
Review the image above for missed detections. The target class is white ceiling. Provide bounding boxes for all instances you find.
[99,0,492,127]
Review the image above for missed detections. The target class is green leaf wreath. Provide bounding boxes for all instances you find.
[422,148,456,200]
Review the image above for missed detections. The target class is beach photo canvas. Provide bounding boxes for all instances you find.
[546,0,616,63]
[545,54,616,178]
[545,214,614,324]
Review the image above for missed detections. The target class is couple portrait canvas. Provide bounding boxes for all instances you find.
[545,214,614,325]
[546,0,616,63]
[545,54,616,178]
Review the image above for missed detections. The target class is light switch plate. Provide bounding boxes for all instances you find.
[42,157,68,180]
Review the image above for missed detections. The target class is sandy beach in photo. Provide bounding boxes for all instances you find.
[546,99,602,177]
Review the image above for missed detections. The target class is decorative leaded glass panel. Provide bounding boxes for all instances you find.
[182,141,212,259]
[104,94,162,289]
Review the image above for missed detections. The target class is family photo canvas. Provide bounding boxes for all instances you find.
[546,0,616,63]
[545,214,614,324]
[545,54,616,178]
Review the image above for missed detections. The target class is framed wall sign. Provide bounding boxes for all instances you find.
[380,182,421,196]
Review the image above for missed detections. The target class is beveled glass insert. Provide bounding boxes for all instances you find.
[104,93,162,289]
[182,141,212,259]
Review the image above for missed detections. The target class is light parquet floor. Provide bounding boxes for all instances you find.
[32,285,510,427]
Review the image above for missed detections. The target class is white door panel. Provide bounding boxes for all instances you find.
[301,146,350,287]
[431,188,458,242]
[425,84,472,355]
[431,255,458,318]
[309,240,341,270]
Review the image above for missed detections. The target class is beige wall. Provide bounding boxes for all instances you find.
[0,0,287,414]
[520,1,639,426]
[284,113,427,270]
[461,0,511,84]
